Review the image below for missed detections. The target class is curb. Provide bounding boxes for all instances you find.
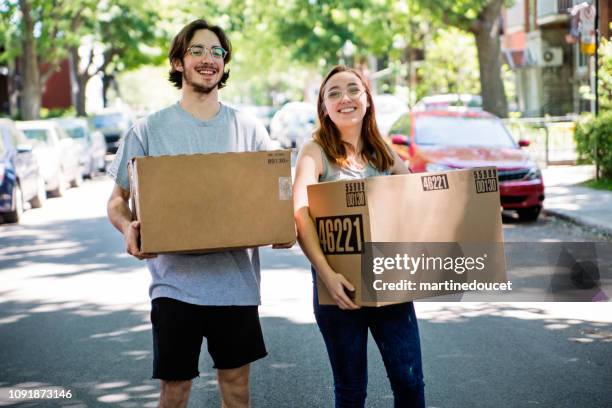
[544,208,612,238]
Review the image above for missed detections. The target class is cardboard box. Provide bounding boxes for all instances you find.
[129,150,295,254]
[307,167,506,306]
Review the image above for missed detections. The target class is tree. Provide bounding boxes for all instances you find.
[1,0,92,119]
[418,0,509,117]
[416,28,480,100]
[70,0,166,115]
[599,36,612,113]
[1,0,165,118]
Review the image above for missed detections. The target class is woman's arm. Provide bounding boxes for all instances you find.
[293,141,359,310]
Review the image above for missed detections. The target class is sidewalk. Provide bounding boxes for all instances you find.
[542,165,612,237]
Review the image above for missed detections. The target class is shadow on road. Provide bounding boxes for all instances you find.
[0,299,610,407]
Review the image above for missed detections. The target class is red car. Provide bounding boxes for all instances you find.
[388,110,545,221]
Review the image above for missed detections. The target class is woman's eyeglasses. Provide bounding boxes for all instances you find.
[325,85,365,102]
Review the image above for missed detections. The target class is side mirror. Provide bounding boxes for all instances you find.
[518,139,530,147]
[391,134,410,146]
[16,144,33,154]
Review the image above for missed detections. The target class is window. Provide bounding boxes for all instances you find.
[22,129,50,144]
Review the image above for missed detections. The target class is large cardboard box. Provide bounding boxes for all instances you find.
[129,150,295,254]
[307,167,506,306]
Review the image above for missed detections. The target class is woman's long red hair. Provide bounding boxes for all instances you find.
[313,65,393,171]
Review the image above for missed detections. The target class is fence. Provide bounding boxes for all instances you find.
[502,116,579,166]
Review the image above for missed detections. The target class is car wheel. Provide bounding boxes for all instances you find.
[30,176,47,209]
[70,172,83,188]
[517,206,541,222]
[3,184,24,224]
[48,172,66,198]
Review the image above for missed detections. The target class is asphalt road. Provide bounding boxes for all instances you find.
[0,176,610,408]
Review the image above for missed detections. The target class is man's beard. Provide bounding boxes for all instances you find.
[183,70,222,94]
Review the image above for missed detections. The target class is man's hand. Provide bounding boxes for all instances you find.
[124,220,157,260]
[108,184,156,261]
[272,240,295,249]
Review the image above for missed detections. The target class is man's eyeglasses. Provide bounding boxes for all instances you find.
[325,85,365,102]
[186,45,227,60]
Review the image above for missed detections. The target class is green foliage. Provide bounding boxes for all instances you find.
[599,37,612,112]
[0,1,20,63]
[582,178,612,191]
[574,111,612,179]
[92,0,166,74]
[415,28,480,98]
[40,106,76,119]
[0,0,93,65]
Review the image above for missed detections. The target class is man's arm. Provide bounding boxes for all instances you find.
[107,183,156,260]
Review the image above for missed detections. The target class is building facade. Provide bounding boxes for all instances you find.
[503,0,611,117]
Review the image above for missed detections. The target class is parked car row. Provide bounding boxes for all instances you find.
[0,112,120,224]
[0,119,47,223]
[265,94,408,151]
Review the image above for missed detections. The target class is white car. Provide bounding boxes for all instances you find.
[373,94,409,137]
[269,102,317,149]
[55,118,107,178]
[16,120,83,197]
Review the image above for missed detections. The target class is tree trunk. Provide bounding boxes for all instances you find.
[70,47,89,117]
[102,74,111,107]
[473,0,508,118]
[75,76,88,116]
[19,0,41,120]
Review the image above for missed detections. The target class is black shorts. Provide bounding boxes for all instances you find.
[150,297,267,380]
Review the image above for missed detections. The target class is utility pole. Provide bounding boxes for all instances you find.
[595,0,600,180]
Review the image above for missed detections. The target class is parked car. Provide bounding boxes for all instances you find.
[89,108,134,154]
[55,117,107,178]
[269,102,317,149]
[372,94,409,136]
[414,94,483,111]
[388,110,545,221]
[16,120,83,197]
[0,118,46,223]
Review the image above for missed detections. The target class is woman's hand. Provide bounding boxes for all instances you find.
[321,271,360,310]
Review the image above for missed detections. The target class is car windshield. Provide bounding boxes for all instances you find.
[22,129,49,144]
[415,116,516,148]
[64,127,86,139]
[91,113,123,128]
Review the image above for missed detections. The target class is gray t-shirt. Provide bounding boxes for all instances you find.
[107,102,273,306]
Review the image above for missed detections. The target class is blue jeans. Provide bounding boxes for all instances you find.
[312,269,425,408]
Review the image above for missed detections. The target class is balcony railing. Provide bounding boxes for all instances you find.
[537,0,583,19]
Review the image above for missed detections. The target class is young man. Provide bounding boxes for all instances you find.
[107,19,273,408]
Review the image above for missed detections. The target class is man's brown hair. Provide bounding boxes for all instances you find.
[168,19,232,89]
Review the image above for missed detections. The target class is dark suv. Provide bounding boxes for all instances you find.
[90,109,134,154]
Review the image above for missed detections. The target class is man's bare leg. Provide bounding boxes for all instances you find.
[218,364,250,408]
[158,380,192,408]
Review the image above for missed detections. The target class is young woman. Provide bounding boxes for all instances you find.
[293,65,425,408]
